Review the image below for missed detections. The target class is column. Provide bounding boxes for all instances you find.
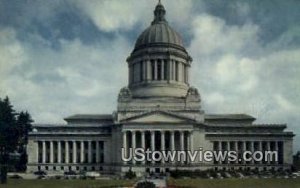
[235,141,238,164]
[180,131,185,164]
[218,141,222,164]
[161,131,165,151]
[151,131,155,164]
[180,131,184,151]
[65,141,69,164]
[132,131,136,149]
[259,141,263,164]
[243,142,247,164]
[187,66,190,83]
[187,131,192,164]
[96,141,100,163]
[80,141,84,163]
[154,60,157,80]
[227,142,230,164]
[168,59,172,81]
[170,131,175,151]
[36,141,39,164]
[132,131,136,164]
[161,60,164,80]
[123,131,127,162]
[141,131,145,149]
[88,141,92,163]
[178,62,182,82]
[146,60,151,81]
[173,61,176,81]
[151,131,155,151]
[161,131,165,164]
[143,61,147,81]
[58,141,61,163]
[42,141,46,163]
[50,141,54,163]
[141,131,145,165]
[275,141,279,164]
[170,131,175,164]
[73,141,77,163]
[184,65,187,83]
[250,142,254,164]
[266,141,271,164]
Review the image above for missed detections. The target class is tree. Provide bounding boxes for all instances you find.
[0,96,33,184]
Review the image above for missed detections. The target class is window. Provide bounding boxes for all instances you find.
[140,61,143,81]
[151,60,155,80]
[184,65,187,83]
[164,60,168,80]
[157,60,162,80]
[175,61,179,81]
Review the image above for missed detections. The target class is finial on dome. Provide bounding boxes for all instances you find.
[151,0,167,25]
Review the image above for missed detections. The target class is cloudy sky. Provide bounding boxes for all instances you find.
[0,0,299,151]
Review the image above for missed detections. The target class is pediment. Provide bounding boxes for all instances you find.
[121,111,196,123]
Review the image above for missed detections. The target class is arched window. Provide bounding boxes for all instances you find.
[163,60,167,80]
[151,60,155,80]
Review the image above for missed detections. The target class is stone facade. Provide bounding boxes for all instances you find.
[27,2,294,175]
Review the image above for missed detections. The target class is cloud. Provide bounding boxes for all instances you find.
[0,28,26,82]
[0,0,299,151]
[189,14,260,56]
[187,11,300,151]
[1,27,130,123]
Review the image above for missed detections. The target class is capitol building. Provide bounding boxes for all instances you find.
[27,2,294,175]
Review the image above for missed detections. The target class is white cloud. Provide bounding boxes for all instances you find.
[0,28,131,124]
[0,28,27,83]
[187,11,300,150]
[74,0,150,32]
[1,0,299,151]
[189,14,259,56]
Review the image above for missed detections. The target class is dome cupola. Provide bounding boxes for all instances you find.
[126,1,192,98]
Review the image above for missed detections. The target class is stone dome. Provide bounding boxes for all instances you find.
[134,2,184,50]
[134,23,184,49]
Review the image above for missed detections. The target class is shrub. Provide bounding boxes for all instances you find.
[136,181,156,188]
[124,169,136,179]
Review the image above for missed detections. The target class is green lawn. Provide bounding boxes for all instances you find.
[0,179,135,188]
[168,178,300,188]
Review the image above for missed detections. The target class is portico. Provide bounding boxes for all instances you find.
[122,129,193,165]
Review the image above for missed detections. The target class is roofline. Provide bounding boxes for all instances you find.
[64,114,113,121]
[204,114,256,120]
[120,110,197,123]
